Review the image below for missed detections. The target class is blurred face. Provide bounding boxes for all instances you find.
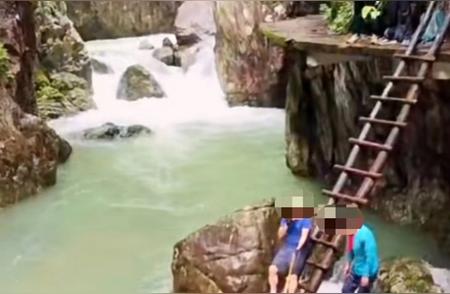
[314,205,363,236]
[276,195,317,220]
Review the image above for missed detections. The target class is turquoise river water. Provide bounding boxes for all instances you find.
[0,34,448,294]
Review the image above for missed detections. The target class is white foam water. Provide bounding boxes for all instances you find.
[49,33,283,138]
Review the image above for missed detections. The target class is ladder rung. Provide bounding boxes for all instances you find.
[322,189,369,205]
[349,137,393,151]
[394,53,436,62]
[370,95,417,104]
[334,164,383,179]
[310,235,340,251]
[383,75,425,83]
[359,117,407,128]
[306,260,330,271]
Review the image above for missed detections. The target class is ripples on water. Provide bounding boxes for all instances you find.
[0,33,448,293]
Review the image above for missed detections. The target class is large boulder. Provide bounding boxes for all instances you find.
[0,2,71,206]
[83,123,151,140]
[117,65,165,100]
[172,199,279,293]
[213,1,288,107]
[66,2,180,41]
[34,1,95,119]
[283,53,450,254]
[378,258,443,293]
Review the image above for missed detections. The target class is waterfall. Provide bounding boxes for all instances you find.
[48,33,283,137]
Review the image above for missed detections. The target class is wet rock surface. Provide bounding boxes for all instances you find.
[378,258,443,293]
[153,46,176,66]
[66,2,179,41]
[172,199,279,293]
[91,58,113,74]
[83,123,152,140]
[0,2,71,206]
[213,1,288,107]
[117,65,165,100]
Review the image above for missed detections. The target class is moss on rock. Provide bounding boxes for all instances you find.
[34,1,95,119]
[378,258,443,293]
[117,65,165,101]
[36,70,93,119]
[0,43,13,83]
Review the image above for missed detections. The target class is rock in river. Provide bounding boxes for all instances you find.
[153,46,176,66]
[91,58,113,74]
[377,258,443,293]
[172,199,279,293]
[83,123,152,140]
[138,39,155,50]
[116,65,165,100]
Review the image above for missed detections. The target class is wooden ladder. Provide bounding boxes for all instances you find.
[297,2,450,293]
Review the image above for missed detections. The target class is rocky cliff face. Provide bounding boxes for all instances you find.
[66,1,179,41]
[172,200,279,293]
[284,50,450,254]
[213,1,289,107]
[0,2,71,206]
[34,1,94,120]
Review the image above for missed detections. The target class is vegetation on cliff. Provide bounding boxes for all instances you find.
[35,70,91,119]
[0,43,12,83]
[322,1,354,34]
[34,1,94,120]
[0,1,72,206]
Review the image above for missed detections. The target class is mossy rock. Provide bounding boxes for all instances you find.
[116,65,165,101]
[50,72,88,92]
[0,42,13,84]
[378,258,443,293]
[36,71,94,120]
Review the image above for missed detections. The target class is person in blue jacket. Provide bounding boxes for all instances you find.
[268,217,313,293]
[342,222,380,293]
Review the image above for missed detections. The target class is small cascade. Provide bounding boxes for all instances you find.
[49,33,283,138]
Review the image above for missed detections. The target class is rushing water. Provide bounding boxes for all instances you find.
[0,34,448,294]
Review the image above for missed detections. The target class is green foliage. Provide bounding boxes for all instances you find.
[321,1,353,34]
[0,43,13,83]
[37,85,64,102]
[35,70,91,120]
[361,1,386,21]
[35,70,51,88]
[362,6,381,20]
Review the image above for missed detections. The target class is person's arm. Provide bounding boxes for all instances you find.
[296,219,312,251]
[296,228,310,251]
[278,219,288,240]
[359,231,377,286]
